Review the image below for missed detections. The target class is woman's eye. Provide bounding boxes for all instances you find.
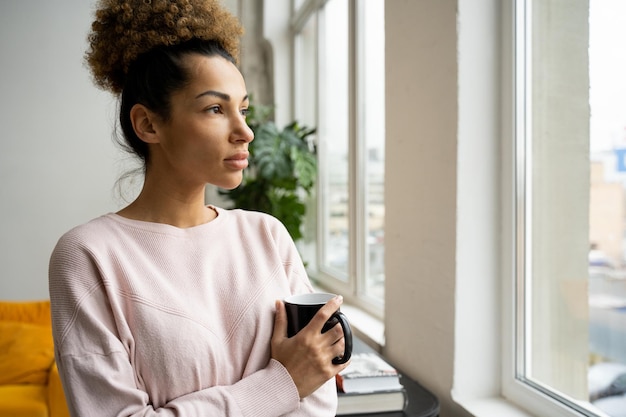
[206,106,221,114]
[240,108,250,118]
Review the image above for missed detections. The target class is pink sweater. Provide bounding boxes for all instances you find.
[48,207,337,417]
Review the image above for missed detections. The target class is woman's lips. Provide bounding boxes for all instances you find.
[224,152,249,170]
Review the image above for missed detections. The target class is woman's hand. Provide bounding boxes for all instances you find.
[271,296,350,399]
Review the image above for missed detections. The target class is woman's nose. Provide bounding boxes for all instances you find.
[232,115,254,143]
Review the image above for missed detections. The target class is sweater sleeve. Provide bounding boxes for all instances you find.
[57,352,300,417]
[49,232,302,417]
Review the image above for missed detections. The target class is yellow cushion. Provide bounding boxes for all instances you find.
[0,301,51,326]
[0,384,48,417]
[48,363,70,417]
[0,322,54,385]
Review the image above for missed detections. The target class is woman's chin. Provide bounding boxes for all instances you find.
[215,177,243,190]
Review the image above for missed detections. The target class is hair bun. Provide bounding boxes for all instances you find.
[86,0,243,94]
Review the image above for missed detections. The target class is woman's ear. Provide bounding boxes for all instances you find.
[130,104,160,144]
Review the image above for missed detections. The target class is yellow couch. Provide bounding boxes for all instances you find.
[0,300,70,417]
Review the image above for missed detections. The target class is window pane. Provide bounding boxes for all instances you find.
[294,13,317,127]
[588,0,626,415]
[293,11,318,270]
[319,0,349,279]
[525,0,590,400]
[360,0,385,300]
[292,0,386,315]
[518,1,626,415]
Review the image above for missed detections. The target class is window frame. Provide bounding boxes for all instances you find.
[290,0,385,319]
[502,1,607,416]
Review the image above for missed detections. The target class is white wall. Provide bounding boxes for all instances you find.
[454,0,501,407]
[0,1,122,300]
[385,1,503,416]
[384,1,467,415]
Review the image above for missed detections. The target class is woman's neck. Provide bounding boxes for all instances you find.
[117,182,217,228]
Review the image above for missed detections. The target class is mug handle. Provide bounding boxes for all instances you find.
[331,311,353,364]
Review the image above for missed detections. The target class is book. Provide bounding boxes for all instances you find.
[337,389,408,415]
[336,351,407,414]
[336,352,404,393]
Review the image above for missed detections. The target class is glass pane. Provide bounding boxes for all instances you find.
[520,1,626,415]
[588,0,626,415]
[319,0,349,279]
[294,13,317,128]
[361,0,385,300]
[526,0,590,400]
[293,11,318,270]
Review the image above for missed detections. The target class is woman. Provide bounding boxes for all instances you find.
[48,1,348,415]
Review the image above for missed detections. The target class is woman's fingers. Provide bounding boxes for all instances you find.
[304,295,344,334]
[270,295,350,399]
[272,300,288,342]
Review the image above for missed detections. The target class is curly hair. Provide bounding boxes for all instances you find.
[86,0,243,94]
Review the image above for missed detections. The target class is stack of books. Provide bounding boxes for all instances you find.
[336,351,407,415]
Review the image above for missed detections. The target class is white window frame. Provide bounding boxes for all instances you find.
[501,1,607,416]
[291,0,385,319]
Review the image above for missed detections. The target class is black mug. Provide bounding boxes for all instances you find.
[284,292,353,364]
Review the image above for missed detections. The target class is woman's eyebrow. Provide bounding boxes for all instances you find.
[195,90,249,103]
[195,90,230,100]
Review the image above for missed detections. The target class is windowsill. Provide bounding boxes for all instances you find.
[456,397,537,417]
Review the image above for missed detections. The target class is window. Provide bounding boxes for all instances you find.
[292,0,385,317]
[507,1,626,416]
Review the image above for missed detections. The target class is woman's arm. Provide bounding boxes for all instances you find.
[49,231,301,417]
[55,349,299,417]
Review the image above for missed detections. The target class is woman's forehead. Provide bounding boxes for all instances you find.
[182,54,247,99]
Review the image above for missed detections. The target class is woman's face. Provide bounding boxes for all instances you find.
[148,53,254,190]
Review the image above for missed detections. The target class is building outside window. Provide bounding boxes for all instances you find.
[292,0,385,317]
[508,1,626,416]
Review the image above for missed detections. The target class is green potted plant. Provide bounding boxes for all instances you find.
[219,104,317,242]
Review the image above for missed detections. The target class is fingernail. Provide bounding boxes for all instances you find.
[336,295,343,303]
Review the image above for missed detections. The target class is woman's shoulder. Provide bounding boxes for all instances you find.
[62,213,116,234]
[49,215,122,281]
[53,214,120,251]
[216,207,295,243]
[218,207,286,231]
